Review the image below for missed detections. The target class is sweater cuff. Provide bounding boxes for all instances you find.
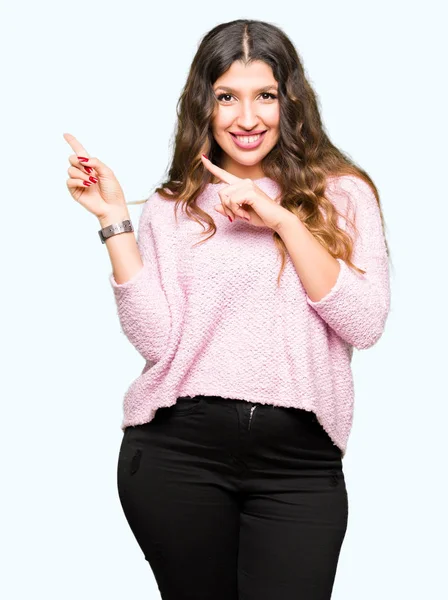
[305,258,347,308]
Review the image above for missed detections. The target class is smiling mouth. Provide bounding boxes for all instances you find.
[229,131,267,144]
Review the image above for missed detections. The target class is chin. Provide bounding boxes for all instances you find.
[232,154,263,165]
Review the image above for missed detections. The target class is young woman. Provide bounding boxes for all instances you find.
[64,18,391,600]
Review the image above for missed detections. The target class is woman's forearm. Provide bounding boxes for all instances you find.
[99,208,144,285]
[102,203,171,362]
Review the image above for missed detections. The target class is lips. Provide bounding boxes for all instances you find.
[229,129,266,137]
[229,130,267,149]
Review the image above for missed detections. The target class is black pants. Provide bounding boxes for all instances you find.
[117,395,348,600]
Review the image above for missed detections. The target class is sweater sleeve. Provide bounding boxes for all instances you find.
[108,194,170,362]
[305,176,391,350]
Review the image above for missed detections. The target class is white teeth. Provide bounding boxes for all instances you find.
[235,134,262,143]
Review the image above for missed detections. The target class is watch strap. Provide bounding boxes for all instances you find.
[98,219,134,244]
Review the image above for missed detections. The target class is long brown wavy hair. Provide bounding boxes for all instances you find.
[129,19,392,286]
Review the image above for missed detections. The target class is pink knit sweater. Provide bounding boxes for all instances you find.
[109,175,391,457]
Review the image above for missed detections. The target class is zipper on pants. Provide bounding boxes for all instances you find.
[248,405,257,431]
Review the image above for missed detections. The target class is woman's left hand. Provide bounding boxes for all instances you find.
[201,155,289,231]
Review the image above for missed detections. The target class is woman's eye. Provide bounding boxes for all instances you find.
[215,92,277,103]
[216,93,234,102]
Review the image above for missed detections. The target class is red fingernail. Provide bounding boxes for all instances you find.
[84,166,93,173]
[89,176,98,183]
[78,156,89,162]
[83,180,92,186]
[202,154,208,159]
[228,216,233,222]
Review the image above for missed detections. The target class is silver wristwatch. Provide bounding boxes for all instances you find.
[98,219,134,244]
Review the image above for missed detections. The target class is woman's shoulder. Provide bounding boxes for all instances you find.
[325,174,378,215]
[140,188,175,211]
[326,174,375,199]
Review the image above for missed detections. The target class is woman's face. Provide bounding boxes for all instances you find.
[210,60,280,180]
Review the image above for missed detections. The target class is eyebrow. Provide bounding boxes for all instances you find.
[213,85,278,93]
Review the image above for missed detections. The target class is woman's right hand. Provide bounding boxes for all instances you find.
[63,132,128,221]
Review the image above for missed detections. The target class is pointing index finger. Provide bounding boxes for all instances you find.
[201,155,241,185]
[63,133,90,160]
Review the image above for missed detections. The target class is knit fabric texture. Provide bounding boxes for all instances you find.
[109,175,391,457]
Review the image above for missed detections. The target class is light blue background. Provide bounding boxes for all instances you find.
[1,0,446,598]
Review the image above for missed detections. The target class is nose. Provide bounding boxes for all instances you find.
[236,99,261,130]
